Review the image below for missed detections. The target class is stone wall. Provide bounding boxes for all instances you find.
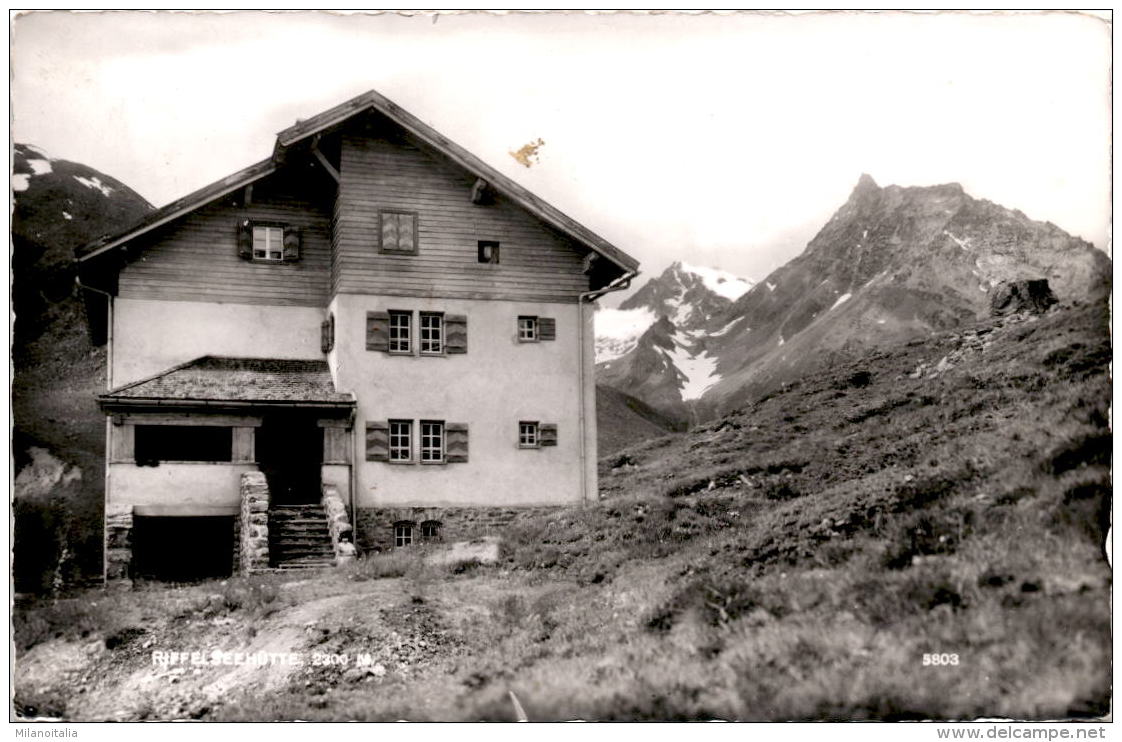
[239,472,271,574]
[355,506,561,552]
[105,504,134,584]
[321,484,356,565]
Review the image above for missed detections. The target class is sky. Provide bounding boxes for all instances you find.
[10,10,1112,292]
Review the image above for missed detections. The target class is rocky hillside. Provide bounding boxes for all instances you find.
[600,175,1110,423]
[12,143,154,590]
[15,296,1110,720]
[596,262,754,424]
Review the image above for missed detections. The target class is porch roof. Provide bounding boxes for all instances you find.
[99,356,354,408]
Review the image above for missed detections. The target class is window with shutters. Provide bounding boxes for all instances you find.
[420,421,445,463]
[420,313,444,355]
[388,311,412,354]
[252,225,284,262]
[518,316,538,342]
[389,419,413,462]
[394,522,415,547]
[519,421,539,448]
[379,209,418,254]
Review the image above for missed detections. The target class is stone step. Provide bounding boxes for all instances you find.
[270,538,332,550]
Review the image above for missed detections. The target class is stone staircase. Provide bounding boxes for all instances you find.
[268,504,337,570]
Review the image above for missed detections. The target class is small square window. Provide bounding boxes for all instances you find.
[478,241,500,264]
[252,226,284,262]
[420,421,445,463]
[419,313,444,355]
[519,421,540,448]
[389,311,412,354]
[389,419,413,462]
[518,316,538,342]
[394,522,414,547]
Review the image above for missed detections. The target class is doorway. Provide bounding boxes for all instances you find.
[257,414,323,505]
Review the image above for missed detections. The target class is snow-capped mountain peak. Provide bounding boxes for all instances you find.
[676,261,755,301]
[595,260,756,364]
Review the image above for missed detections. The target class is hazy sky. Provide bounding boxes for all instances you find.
[11,10,1112,287]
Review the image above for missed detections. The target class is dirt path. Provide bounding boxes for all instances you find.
[22,581,400,721]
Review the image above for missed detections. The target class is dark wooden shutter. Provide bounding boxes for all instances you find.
[446,423,469,463]
[366,311,389,352]
[365,421,390,462]
[321,314,334,354]
[538,317,556,341]
[540,423,558,447]
[445,314,468,354]
[236,218,253,260]
[282,226,302,262]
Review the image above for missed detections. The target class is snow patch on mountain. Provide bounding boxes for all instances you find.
[12,174,30,192]
[595,307,657,362]
[711,317,744,337]
[830,293,852,310]
[74,175,114,197]
[661,332,721,401]
[679,261,754,301]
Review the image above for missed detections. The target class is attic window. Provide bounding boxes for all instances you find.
[253,226,284,262]
[380,210,418,254]
[478,241,500,264]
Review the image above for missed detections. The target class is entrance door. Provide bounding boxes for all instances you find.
[257,414,323,505]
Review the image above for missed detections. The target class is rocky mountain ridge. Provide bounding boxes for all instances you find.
[596,174,1110,424]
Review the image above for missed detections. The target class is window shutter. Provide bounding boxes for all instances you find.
[446,423,469,463]
[540,423,558,447]
[539,317,557,341]
[445,314,468,354]
[282,226,302,262]
[321,314,335,354]
[236,218,253,260]
[366,311,390,352]
[399,213,416,251]
[365,421,390,462]
[380,212,399,251]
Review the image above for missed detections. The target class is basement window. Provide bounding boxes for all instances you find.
[134,425,233,464]
[420,520,442,542]
[394,522,415,547]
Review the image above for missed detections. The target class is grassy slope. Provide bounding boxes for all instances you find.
[13,300,1110,720]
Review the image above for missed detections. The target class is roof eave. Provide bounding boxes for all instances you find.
[76,158,276,264]
[98,396,356,410]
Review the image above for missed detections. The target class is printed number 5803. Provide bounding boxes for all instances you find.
[922,653,959,666]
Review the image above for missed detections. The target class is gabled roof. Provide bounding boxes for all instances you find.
[77,89,639,273]
[99,357,354,408]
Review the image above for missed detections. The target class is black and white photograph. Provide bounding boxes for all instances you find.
[9,9,1112,727]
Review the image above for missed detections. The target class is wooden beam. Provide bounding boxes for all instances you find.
[312,136,341,183]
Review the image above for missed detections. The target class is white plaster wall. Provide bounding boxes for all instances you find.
[108,463,256,510]
[112,297,325,386]
[331,293,588,508]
